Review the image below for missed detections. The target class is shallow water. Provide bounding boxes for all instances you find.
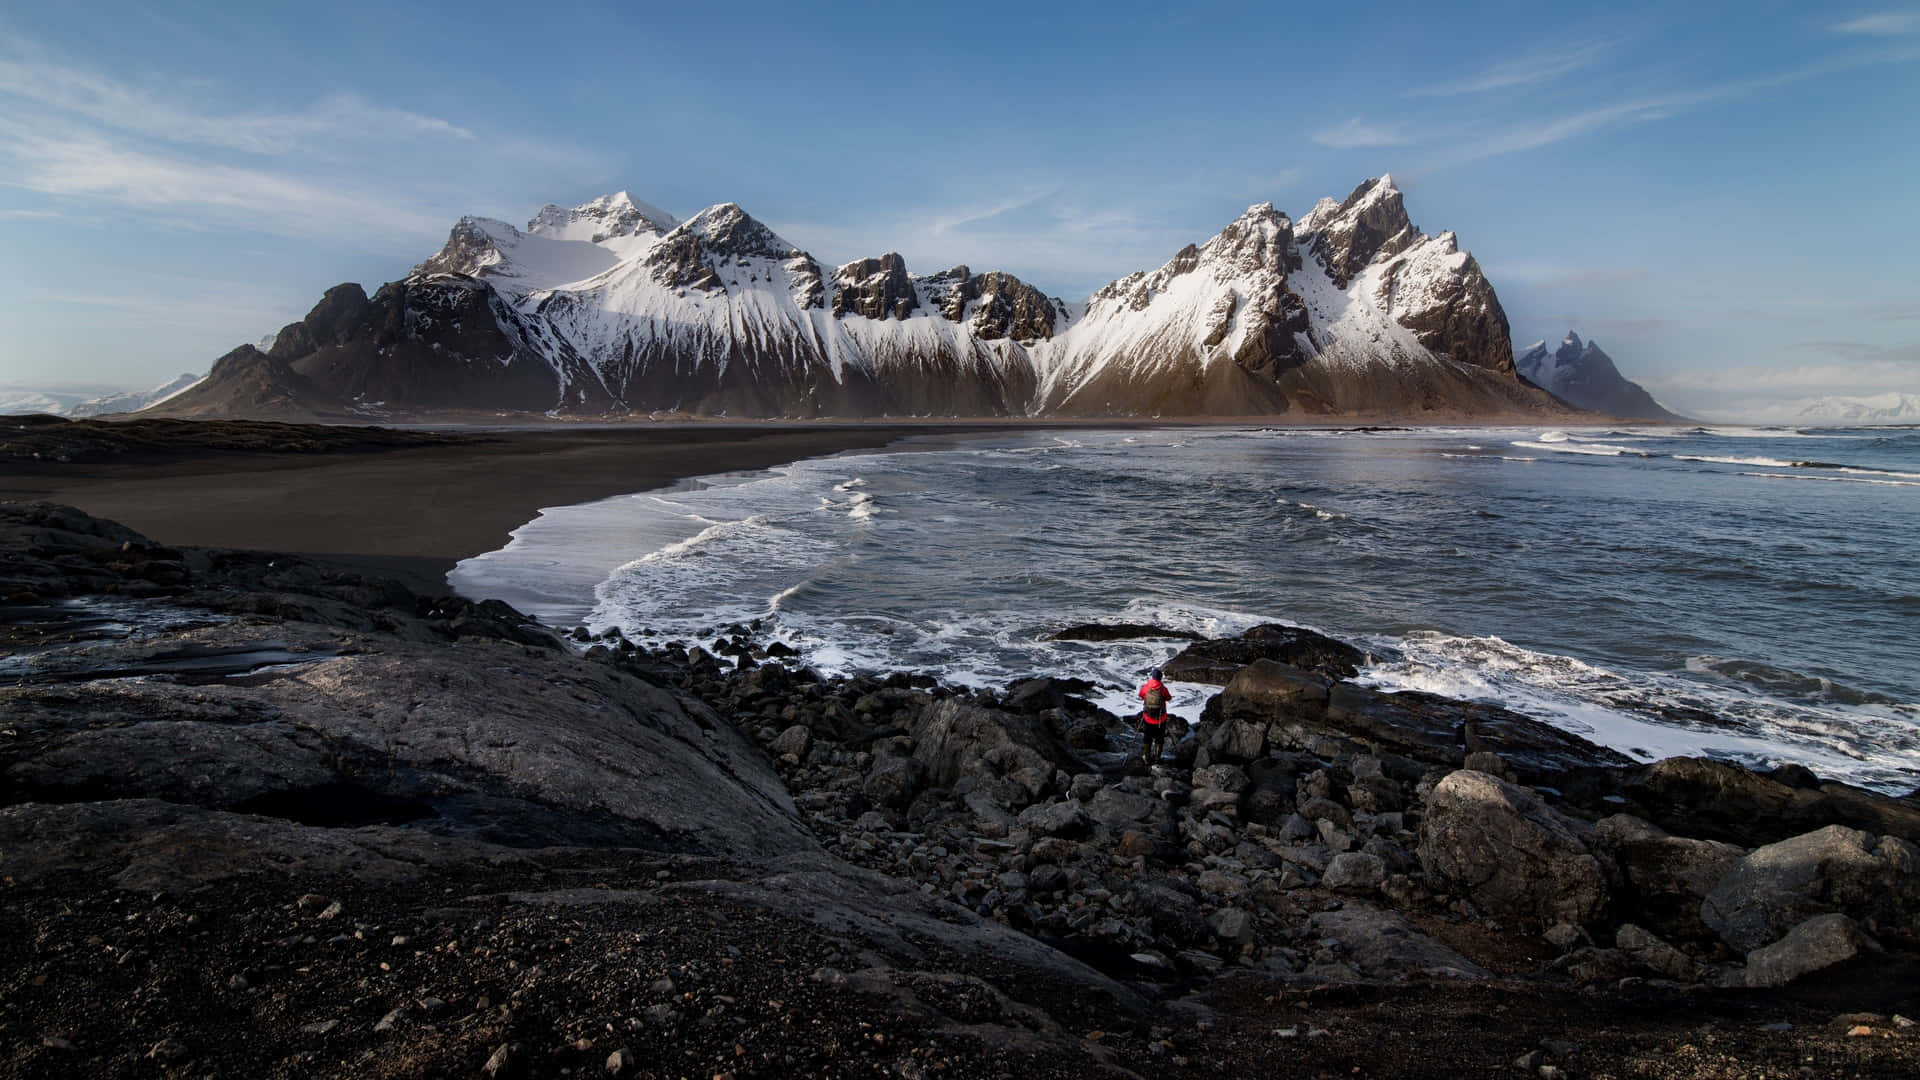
[451,424,1920,794]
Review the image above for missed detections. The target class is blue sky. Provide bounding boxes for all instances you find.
[1,1,1915,418]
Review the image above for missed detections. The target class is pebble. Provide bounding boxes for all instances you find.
[605,1046,636,1076]
[301,1019,339,1035]
[483,1042,513,1077]
[374,1008,407,1033]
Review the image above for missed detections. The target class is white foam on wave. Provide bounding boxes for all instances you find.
[1741,472,1920,488]
[1511,440,1641,457]
[1699,426,1864,440]
[1674,454,1797,467]
[1358,631,1920,791]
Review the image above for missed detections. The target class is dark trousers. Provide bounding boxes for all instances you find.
[1140,715,1167,763]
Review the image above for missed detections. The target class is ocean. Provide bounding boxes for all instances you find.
[448,424,1920,795]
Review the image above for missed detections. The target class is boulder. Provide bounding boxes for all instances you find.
[770,724,812,759]
[1192,764,1250,793]
[1162,624,1366,684]
[1592,814,1745,941]
[1200,717,1271,765]
[1620,756,1920,848]
[863,756,920,810]
[1305,906,1490,981]
[1322,852,1387,895]
[1614,923,1700,982]
[1742,913,1881,988]
[1016,800,1092,840]
[1086,787,1164,829]
[1217,661,1332,724]
[908,698,1078,789]
[1701,824,1920,952]
[1418,770,1608,926]
[1122,878,1210,945]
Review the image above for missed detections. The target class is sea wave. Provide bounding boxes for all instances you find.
[1511,440,1644,457]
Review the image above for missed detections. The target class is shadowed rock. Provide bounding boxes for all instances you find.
[1164,624,1366,684]
[1419,770,1609,927]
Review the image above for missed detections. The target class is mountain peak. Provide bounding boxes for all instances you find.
[1300,175,1420,288]
[676,203,802,259]
[1559,331,1585,353]
[527,191,677,243]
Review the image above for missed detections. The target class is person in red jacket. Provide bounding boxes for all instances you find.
[1138,667,1173,766]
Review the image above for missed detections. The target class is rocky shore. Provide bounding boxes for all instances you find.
[3,500,1917,1078]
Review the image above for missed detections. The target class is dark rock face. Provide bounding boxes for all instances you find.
[1380,243,1515,375]
[1164,624,1366,684]
[1307,178,1419,289]
[1516,333,1684,420]
[1616,757,1920,848]
[919,266,1064,342]
[159,278,610,417]
[833,253,920,320]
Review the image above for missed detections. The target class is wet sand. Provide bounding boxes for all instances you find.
[0,424,1001,595]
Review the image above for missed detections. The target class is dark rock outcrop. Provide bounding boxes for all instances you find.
[1164,623,1367,684]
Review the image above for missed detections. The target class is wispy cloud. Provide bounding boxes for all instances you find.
[0,47,473,156]
[1410,39,1617,97]
[0,117,448,241]
[1833,12,1920,35]
[1312,117,1420,149]
[0,34,602,247]
[1431,40,1920,166]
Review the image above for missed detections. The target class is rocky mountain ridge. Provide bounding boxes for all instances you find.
[151,178,1574,420]
[1517,332,1682,421]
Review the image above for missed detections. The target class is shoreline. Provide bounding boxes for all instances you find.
[3,415,1607,598]
[0,422,1027,596]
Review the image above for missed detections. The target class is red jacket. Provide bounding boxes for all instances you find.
[1138,678,1172,722]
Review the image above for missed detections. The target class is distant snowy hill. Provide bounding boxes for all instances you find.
[1,374,203,417]
[66,373,203,417]
[154,179,1572,420]
[1515,333,1682,421]
[0,389,94,416]
[1796,392,1920,424]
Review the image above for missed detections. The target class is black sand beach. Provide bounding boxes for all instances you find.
[1,419,1001,594]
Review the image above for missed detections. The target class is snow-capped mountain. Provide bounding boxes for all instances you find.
[155,177,1572,420]
[0,389,94,416]
[1516,332,1682,421]
[1796,392,1920,424]
[0,374,202,417]
[66,373,203,417]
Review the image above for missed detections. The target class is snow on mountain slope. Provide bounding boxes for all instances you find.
[163,179,1573,419]
[67,373,203,417]
[1035,176,1551,415]
[1035,202,1307,414]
